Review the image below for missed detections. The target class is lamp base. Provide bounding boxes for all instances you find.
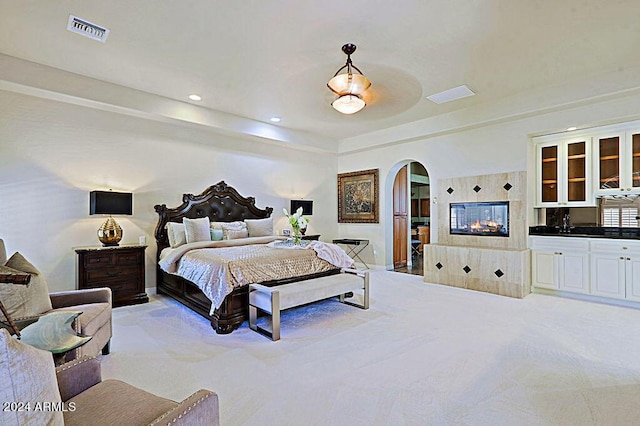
[98,216,123,246]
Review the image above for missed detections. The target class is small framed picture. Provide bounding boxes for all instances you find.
[282,229,291,236]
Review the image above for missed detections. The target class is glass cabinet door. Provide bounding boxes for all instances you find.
[541,145,558,203]
[566,141,586,202]
[598,136,620,190]
[632,132,640,189]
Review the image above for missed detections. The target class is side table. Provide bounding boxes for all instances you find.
[75,244,148,307]
[19,311,92,365]
[332,239,370,269]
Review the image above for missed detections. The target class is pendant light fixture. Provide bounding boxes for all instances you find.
[327,43,371,114]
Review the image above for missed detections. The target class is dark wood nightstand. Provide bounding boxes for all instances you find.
[75,244,148,307]
[301,234,321,241]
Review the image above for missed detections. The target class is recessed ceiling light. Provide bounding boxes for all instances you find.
[270,117,281,123]
[188,94,202,101]
[566,126,578,131]
[426,85,475,104]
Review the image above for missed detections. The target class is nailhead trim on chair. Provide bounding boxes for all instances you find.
[148,391,214,425]
[55,355,98,374]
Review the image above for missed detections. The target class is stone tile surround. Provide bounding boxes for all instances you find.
[423,171,531,298]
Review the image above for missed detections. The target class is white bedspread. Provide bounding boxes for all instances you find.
[158,237,353,313]
[266,240,354,269]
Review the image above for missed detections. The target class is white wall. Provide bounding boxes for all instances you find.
[5,67,640,285]
[0,91,338,291]
[338,91,640,269]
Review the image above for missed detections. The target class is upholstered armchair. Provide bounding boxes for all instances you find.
[0,329,220,426]
[0,239,112,361]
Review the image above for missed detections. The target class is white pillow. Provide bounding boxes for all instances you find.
[226,229,249,240]
[166,222,186,248]
[0,253,53,320]
[184,217,212,243]
[245,218,274,237]
[212,221,248,240]
[0,329,64,426]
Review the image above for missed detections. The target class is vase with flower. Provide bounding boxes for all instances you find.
[283,207,309,245]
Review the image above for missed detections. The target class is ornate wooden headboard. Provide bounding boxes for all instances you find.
[153,181,273,257]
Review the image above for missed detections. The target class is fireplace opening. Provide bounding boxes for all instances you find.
[450,201,509,237]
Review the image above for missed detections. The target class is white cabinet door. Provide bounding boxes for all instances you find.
[590,253,626,299]
[532,250,557,289]
[625,256,640,302]
[558,252,589,294]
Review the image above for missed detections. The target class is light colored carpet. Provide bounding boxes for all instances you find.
[102,271,640,425]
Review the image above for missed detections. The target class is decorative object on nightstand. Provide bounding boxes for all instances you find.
[290,199,313,235]
[75,244,148,307]
[283,206,309,245]
[89,190,133,246]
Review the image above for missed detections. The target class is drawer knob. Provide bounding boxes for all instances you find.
[623,247,628,250]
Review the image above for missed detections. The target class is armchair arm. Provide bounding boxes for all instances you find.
[55,356,102,401]
[149,390,219,426]
[49,288,112,309]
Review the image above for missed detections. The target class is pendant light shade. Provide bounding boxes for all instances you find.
[327,43,371,114]
[331,94,366,115]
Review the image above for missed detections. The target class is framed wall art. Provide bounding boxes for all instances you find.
[337,169,379,223]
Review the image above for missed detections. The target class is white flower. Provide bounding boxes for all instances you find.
[283,205,309,232]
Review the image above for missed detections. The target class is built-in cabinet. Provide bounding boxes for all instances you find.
[534,123,640,206]
[593,129,640,194]
[589,240,640,301]
[531,236,640,302]
[531,237,589,294]
[536,137,592,207]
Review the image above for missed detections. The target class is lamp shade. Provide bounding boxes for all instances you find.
[290,199,313,215]
[90,191,132,215]
[331,94,366,114]
[327,73,371,97]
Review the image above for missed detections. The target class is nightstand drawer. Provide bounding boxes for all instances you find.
[84,253,114,269]
[84,266,140,283]
[116,251,142,265]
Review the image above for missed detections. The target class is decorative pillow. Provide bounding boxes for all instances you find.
[0,238,6,265]
[166,222,187,248]
[183,217,211,244]
[0,253,52,321]
[226,229,249,240]
[245,218,274,237]
[212,221,248,240]
[210,229,224,241]
[0,329,64,426]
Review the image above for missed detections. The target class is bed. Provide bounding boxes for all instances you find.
[153,181,344,334]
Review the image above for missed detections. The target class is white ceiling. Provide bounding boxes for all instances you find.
[1,1,640,143]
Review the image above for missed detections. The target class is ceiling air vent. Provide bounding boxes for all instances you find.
[67,15,110,43]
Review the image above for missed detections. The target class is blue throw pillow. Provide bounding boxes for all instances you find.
[210,229,224,241]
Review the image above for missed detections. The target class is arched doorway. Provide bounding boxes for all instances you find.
[390,161,430,274]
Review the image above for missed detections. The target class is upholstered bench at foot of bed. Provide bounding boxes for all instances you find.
[248,268,370,341]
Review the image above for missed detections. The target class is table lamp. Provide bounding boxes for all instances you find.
[290,199,313,215]
[90,190,132,246]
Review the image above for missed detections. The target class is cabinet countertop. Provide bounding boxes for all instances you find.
[530,226,640,240]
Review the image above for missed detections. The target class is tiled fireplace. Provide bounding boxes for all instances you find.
[423,171,530,299]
